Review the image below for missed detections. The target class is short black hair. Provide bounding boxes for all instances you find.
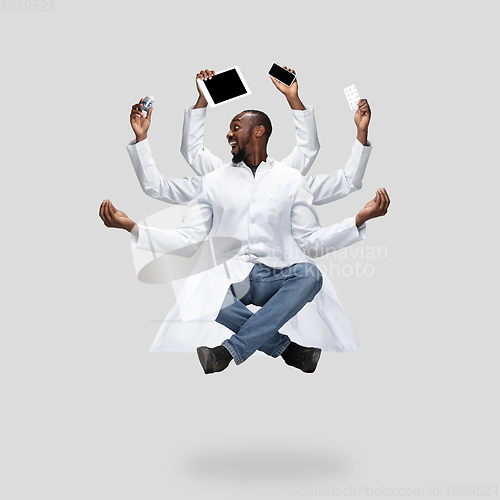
[242,110,273,142]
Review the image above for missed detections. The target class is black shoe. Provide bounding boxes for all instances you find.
[196,345,233,374]
[281,341,321,373]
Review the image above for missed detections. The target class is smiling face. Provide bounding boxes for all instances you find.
[226,112,256,163]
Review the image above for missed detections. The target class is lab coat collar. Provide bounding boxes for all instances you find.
[231,157,275,170]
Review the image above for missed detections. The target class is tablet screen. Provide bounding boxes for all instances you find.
[203,68,248,105]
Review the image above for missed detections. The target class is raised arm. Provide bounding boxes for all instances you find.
[181,66,321,176]
[304,99,373,205]
[291,177,389,258]
[270,65,320,174]
[180,69,225,175]
[129,101,201,205]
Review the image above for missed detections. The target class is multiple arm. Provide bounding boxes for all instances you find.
[130,117,371,208]
[181,66,320,176]
[126,68,376,210]
[99,183,390,259]
[179,67,373,205]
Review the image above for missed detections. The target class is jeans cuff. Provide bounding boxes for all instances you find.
[271,337,292,358]
[221,340,242,365]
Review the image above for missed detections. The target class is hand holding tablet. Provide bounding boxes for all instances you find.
[197,66,251,108]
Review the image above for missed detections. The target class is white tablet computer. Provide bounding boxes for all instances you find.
[197,66,251,108]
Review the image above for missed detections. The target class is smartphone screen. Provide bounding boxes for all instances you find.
[268,63,296,86]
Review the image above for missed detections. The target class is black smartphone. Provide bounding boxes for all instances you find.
[268,63,296,86]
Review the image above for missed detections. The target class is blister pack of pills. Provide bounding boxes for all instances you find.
[344,84,360,110]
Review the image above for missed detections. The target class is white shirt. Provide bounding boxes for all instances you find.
[181,105,321,175]
[129,142,367,354]
[126,105,372,206]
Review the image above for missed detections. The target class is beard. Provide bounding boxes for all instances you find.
[231,136,250,164]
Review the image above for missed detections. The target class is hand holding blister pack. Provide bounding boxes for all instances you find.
[344,84,360,111]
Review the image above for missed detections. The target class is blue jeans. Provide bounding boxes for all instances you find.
[215,262,323,365]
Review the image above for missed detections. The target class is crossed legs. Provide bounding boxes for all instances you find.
[215,262,323,365]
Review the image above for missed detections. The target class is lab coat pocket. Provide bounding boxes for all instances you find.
[268,197,292,227]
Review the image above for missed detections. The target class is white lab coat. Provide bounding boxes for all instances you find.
[180,105,372,205]
[129,143,368,354]
[125,105,374,354]
[126,106,372,206]
[181,105,321,176]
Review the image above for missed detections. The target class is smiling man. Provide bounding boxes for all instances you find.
[127,66,374,208]
[100,105,390,375]
[227,110,272,170]
[181,67,320,177]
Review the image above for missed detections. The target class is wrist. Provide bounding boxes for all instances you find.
[135,133,147,143]
[286,94,305,111]
[194,95,208,109]
[356,128,368,146]
[355,213,367,228]
[124,220,137,233]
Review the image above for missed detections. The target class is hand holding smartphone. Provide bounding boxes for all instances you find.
[268,63,296,87]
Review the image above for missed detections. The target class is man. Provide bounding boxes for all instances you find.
[128,66,373,206]
[100,108,390,374]
[181,67,321,176]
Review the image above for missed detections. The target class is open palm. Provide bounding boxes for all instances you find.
[357,189,390,224]
[99,200,133,230]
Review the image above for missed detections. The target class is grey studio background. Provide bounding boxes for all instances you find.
[1,1,498,499]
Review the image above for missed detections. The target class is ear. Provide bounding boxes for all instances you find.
[254,125,266,138]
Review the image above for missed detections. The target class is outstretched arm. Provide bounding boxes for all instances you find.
[99,181,214,258]
[271,65,320,175]
[180,69,226,175]
[291,177,390,258]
